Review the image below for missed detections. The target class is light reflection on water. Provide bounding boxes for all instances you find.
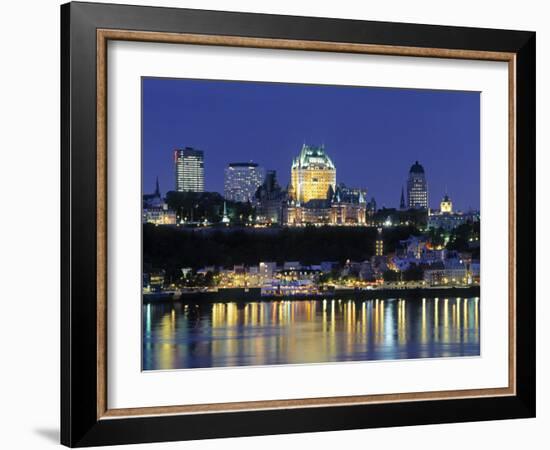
[142,297,480,370]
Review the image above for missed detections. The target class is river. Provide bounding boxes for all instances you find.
[142,296,480,370]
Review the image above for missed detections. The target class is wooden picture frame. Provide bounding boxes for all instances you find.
[61,1,535,446]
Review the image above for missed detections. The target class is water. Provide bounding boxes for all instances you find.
[142,297,480,370]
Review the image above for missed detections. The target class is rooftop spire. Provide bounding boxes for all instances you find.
[154,176,160,197]
[400,186,406,209]
[221,201,230,224]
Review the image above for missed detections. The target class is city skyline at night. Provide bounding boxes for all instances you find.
[142,77,480,211]
[141,77,482,371]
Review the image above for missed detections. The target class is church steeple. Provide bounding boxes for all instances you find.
[400,186,406,210]
[154,176,161,197]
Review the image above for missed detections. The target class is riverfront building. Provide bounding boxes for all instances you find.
[174,147,204,192]
[224,162,264,203]
[143,269,166,293]
[407,161,429,209]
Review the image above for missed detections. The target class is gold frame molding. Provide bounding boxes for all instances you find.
[96,29,516,420]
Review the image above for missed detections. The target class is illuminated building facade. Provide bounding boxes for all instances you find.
[427,192,471,231]
[143,270,165,293]
[143,206,177,225]
[284,146,368,226]
[285,185,366,226]
[290,144,336,204]
[224,162,264,203]
[423,267,469,286]
[174,147,204,192]
[427,213,467,231]
[259,262,277,279]
[407,161,428,209]
[329,190,367,225]
[440,193,453,213]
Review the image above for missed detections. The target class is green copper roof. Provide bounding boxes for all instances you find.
[292,144,335,170]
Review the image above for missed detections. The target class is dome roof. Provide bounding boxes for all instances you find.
[409,161,425,174]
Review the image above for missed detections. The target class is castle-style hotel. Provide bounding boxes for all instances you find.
[284,144,367,226]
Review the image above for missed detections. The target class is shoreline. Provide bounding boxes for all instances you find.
[143,285,480,304]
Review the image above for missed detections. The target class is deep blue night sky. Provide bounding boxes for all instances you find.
[142,78,480,210]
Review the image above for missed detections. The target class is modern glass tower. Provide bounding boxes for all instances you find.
[406,161,428,209]
[174,147,204,192]
[224,162,264,203]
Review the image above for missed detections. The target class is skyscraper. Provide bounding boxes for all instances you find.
[289,144,336,204]
[224,162,264,203]
[406,161,428,209]
[174,147,204,192]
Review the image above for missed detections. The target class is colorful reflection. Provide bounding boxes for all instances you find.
[142,297,480,370]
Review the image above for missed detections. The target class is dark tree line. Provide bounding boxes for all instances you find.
[143,224,419,279]
[165,191,255,224]
[446,221,480,255]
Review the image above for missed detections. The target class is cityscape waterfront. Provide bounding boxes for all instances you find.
[142,78,481,370]
[143,148,480,300]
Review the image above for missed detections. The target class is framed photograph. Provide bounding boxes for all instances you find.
[61,1,536,447]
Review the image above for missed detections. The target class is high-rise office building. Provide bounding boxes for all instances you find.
[224,162,264,203]
[174,147,204,192]
[406,161,428,209]
[289,144,336,204]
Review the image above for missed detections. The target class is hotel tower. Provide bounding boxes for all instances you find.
[289,144,336,204]
[224,162,264,203]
